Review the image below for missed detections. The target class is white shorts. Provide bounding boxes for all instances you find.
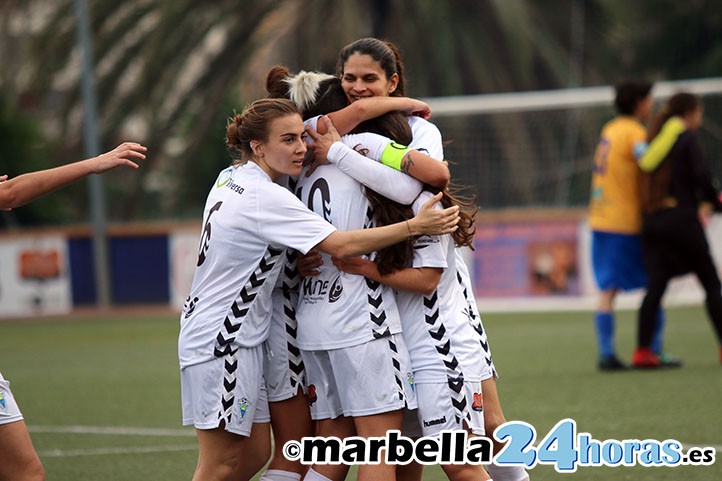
[402,380,485,438]
[302,334,417,420]
[181,346,270,437]
[0,372,24,426]
[264,290,306,402]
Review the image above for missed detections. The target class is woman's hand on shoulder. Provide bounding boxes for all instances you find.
[304,116,341,175]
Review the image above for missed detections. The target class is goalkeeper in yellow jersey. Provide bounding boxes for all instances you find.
[588,82,681,371]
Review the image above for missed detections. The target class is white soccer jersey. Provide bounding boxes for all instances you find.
[292,118,425,350]
[178,162,336,368]
[407,116,444,160]
[396,192,486,384]
[294,159,404,350]
[404,116,495,372]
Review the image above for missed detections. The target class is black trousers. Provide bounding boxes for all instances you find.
[637,207,722,348]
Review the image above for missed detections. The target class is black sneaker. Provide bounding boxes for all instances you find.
[598,355,629,371]
[657,352,683,368]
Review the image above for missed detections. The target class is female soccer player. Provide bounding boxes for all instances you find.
[332,185,494,481]
[178,98,459,481]
[633,92,722,368]
[0,141,146,481]
[260,66,455,481]
[333,37,530,481]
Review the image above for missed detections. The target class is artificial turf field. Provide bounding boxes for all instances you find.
[0,305,719,480]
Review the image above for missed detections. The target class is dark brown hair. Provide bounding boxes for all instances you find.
[336,37,406,97]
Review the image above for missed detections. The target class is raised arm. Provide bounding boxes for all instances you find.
[342,131,450,188]
[638,117,685,172]
[320,97,431,136]
[0,142,146,209]
[307,117,447,203]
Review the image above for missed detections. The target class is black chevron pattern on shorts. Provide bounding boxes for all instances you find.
[424,289,468,424]
[280,250,305,389]
[213,246,283,358]
[455,269,495,369]
[218,350,239,425]
[388,337,405,401]
[366,277,391,339]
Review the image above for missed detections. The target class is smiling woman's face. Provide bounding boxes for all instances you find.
[341,53,399,103]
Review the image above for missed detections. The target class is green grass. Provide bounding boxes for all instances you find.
[0,306,720,480]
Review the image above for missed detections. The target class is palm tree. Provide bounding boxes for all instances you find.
[7,0,721,220]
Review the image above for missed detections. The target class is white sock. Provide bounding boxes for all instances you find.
[486,464,530,481]
[259,469,302,481]
[302,467,335,481]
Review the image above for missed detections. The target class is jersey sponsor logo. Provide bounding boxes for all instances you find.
[0,390,6,411]
[215,169,244,194]
[301,276,333,303]
[215,168,233,188]
[307,384,317,405]
[472,392,483,412]
[225,179,245,195]
[423,416,447,428]
[238,398,251,419]
[413,235,439,250]
[328,275,343,303]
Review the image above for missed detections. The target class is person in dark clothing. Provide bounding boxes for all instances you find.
[633,92,722,368]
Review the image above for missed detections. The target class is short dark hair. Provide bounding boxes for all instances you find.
[614,81,653,115]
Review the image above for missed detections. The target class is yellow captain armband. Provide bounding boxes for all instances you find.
[380,142,412,171]
[639,117,685,172]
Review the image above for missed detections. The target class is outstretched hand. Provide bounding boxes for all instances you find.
[92,142,147,174]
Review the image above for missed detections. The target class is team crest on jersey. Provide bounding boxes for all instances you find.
[472,392,483,412]
[328,275,343,303]
[307,384,317,405]
[0,390,6,411]
[238,398,251,419]
[406,372,415,393]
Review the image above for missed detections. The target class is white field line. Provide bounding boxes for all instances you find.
[39,444,197,458]
[30,425,195,437]
[32,425,197,458]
